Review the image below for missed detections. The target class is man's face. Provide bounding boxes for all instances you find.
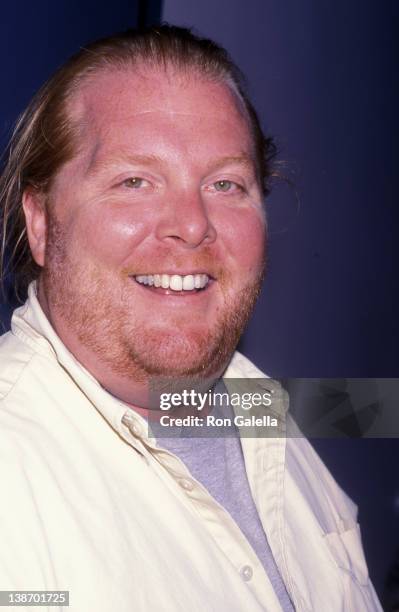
[36,66,266,385]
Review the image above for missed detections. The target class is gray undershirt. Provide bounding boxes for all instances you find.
[157,383,294,611]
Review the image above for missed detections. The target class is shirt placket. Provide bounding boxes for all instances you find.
[120,409,284,611]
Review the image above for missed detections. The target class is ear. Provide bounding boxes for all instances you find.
[22,187,47,267]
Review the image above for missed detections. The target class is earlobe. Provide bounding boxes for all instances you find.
[22,188,47,267]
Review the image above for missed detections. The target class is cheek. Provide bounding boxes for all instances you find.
[216,208,266,275]
[69,209,150,263]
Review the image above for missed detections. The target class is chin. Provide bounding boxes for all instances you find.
[127,327,230,379]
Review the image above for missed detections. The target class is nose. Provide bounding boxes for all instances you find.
[155,189,217,248]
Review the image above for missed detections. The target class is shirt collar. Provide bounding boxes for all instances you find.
[11,281,147,442]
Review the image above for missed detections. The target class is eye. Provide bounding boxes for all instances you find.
[123,177,148,189]
[213,180,242,192]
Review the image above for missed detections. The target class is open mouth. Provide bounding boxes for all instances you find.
[132,273,213,295]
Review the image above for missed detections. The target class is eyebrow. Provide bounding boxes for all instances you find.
[204,155,255,173]
[86,152,255,177]
[86,154,164,177]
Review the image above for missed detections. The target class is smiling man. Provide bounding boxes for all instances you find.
[0,26,381,611]
[25,61,266,404]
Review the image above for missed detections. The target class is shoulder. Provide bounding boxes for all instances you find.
[0,327,62,427]
[224,350,269,378]
[0,330,36,400]
[226,351,358,523]
[285,433,358,530]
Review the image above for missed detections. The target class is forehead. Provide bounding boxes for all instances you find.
[69,65,255,163]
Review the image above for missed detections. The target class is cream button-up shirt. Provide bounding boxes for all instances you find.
[0,284,382,611]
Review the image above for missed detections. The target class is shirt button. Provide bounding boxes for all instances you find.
[179,478,194,492]
[122,415,142,438]
[240,565,253,582]
[130,422,142,437]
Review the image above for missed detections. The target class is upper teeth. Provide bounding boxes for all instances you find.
[135,274,210,291]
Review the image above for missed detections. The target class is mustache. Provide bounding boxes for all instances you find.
[121,249,227,279]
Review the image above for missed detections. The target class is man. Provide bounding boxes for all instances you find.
[0,25,381,611]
